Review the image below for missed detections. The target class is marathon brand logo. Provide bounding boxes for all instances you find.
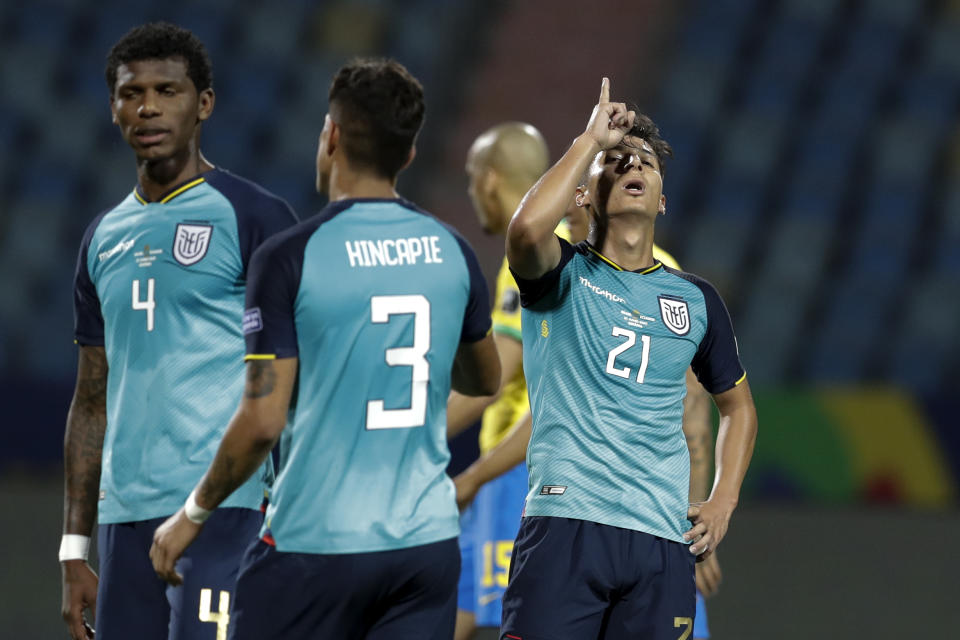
[539,485,567,495]
[98,238,135,262]
[578,276,625,303]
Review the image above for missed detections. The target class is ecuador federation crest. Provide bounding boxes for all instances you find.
[658,295,690,336]
[173,223,213,266]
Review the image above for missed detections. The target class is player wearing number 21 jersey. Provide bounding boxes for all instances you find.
[501,78,757,640]
[149,58,501,640]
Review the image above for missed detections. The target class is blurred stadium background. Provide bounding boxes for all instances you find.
[1,0,958,637]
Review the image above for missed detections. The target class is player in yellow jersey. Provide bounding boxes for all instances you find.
[446,122,551,640]
[451,129,722,638]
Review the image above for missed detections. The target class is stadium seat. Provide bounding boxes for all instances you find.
[659,54,729,125]
[871,115,938,186]
[886,274,960,389]
[761,218,833,290]
[736,276,809,384]
[717,112,785,179]
[803,273,893,382]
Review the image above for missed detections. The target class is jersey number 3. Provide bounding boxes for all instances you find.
[366,294,431,430]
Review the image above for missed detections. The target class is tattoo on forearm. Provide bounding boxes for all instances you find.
[244,361,276,398]
[64,347,109,534]
[197,451,240,508]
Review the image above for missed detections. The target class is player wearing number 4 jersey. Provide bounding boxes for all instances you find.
[500,78,758,640]
[61,23,297,640]
[150,58,501,640]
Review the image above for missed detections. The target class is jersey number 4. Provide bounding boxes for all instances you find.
[605,326,651,383]
[366,294,431,430]
[132,278,156,332]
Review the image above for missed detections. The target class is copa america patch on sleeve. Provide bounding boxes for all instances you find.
[243,308,263,334]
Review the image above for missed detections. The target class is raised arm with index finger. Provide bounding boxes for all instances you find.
[506,77,634,280]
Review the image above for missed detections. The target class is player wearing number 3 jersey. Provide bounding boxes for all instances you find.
[500,78,758,640]
[149,59,501,640]
[62,23,297,640]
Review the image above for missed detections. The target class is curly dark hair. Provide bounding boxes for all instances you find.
[105,22,213,94]
[328,58,425,180]
[623,106,673,179]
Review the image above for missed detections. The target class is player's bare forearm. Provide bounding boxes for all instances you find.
[508,77,635,279]
[447,391,495,438]
[447,333,523,438]
[467,413,530,484]
[709,379,758,508]
[63,346,108,536]
[451,334,501,397]
[684,379,757,557]
[507,134,599,278]
[682,368,713,502]
[194,358,297,510]
[455,413,531,510]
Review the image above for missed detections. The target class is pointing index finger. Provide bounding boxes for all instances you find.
[600,77,610,104]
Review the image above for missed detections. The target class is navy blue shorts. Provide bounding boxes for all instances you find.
[500,516,696,640]
[96,507,262,640]
[229,536,460,640]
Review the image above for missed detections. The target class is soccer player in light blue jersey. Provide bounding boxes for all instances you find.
[150,59,501,640]
[59,23,297,640]
[499,78,758,640]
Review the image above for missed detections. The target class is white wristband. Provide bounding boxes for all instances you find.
[184,489,212,524]
[59,534,90,562]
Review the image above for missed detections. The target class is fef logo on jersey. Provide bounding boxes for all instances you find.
[658,295,690,335]
[173,223,213,266]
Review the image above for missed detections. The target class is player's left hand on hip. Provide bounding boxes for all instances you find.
[149,508,202,586]
[684,499,734,560]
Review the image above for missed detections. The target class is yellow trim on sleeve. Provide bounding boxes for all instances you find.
[160,177,206,203]
[244,354,277,361]
[734,372,747,386]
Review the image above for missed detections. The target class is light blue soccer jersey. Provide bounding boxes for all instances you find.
[515,238,745,543]
[73,169,297,524]
[244,198,491,555]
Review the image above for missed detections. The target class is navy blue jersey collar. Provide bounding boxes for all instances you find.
[583,242,663,274]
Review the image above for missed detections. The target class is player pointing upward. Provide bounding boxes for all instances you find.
[500,78,757,639]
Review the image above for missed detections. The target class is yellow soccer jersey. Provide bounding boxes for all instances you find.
[653,243,680,270]
[478,223,571,454]
[478,227,679,454]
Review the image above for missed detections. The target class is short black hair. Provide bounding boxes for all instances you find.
[623,106,673,179]
[328,58,425,180]
[105,22,213,94]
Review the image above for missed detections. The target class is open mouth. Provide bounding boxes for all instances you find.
[622,179,645,196]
